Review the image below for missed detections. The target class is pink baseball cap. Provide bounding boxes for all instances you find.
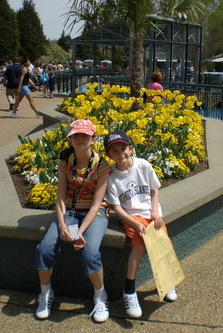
[67,119,96,137]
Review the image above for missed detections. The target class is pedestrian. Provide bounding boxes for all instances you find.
[2,57,22,111]
[40,64,49,97]
[48,72,55,98]
[35,119,111,322]
[104,130,178,318]
[146,71,164,103]
[175,59,182,82]
[10,58,40,118]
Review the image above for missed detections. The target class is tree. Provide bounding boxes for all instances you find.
[38,41,72,65]
[66,0,205,107]
[199,0,223,62]
[0,0,20,64]
[58,30,72,53]
[16,0,47,62]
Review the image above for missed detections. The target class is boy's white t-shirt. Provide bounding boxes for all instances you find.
[105,157,162,219]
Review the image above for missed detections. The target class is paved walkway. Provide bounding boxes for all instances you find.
[0,85,223,332]
[0,86,64,147]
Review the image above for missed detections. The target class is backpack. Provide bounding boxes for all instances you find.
[40,71,48,83]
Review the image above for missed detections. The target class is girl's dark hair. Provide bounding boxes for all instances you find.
[22,58,30,65]
[59,147,74,162]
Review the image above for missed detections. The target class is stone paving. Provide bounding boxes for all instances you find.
[0,85,223,332]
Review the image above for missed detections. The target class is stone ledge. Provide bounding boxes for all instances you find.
[1,104,223,248]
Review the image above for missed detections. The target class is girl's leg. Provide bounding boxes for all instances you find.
[35,221,62,319]
[80,209,108,277]
[38,268,53,285]
[25,94,38,114]
[80,209,109,322]
[88,268,104,290]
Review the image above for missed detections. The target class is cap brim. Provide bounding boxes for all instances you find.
[106,139,129,151]
[67,128,95,137]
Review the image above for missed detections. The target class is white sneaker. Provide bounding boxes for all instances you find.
[89,291,109,322]
[10,113,20,118]
[123,292,142,318]
[164,287,178,302]
[36,289,54,319]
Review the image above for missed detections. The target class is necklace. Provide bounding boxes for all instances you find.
[72,150,94,208]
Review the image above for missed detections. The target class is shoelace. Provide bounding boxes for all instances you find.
[125,294,139,309]
[89,296,107,317]
[167,287,176,295]
[38,293,48,310]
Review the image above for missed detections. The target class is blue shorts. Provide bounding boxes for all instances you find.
[19,85,31,96]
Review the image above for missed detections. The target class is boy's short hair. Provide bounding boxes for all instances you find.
[104,130,130,151]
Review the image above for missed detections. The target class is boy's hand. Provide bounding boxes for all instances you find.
[152,213,164,230]
[135,222,146,237]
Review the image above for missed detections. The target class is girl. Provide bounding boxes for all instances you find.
[10,58,40,118]
[35,119,111,323]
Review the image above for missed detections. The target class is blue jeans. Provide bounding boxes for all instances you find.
[35,208,108,275]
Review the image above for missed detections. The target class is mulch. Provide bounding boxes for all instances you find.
[6,155,208,209]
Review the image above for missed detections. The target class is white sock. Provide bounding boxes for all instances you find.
[40,283,51,294]
[94,285,105,298]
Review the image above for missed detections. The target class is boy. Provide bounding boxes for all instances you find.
[104,130,177,318]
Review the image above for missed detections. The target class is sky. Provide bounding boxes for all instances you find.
[8,0,82,40]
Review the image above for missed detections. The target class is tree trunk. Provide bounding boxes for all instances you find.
[130,30,144,110]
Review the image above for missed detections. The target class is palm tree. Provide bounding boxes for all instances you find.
[66,0,205,105]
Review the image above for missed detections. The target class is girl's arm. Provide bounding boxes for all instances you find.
[56,166,73,242]
[28,78,38,90]
[151,189,164,229]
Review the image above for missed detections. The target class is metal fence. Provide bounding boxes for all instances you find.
[102,77,223,120]
[162,82,223,120]
[2,67,222,120]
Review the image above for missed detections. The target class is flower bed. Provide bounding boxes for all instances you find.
[12,83,207,209]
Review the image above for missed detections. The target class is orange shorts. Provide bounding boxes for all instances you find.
[120,215,167,247]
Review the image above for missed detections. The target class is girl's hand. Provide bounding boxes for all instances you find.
[59,225,73,242]
[73,233,87,251]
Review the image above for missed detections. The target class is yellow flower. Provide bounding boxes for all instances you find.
[136,118,148,129]
[152,96,162,104]
[131,132,146,144]
[96,124,108,136]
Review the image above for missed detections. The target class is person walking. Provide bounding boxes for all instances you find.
[35,119,111,323]
[104,130,178,318]
[10,58,40,118]
[2,57,22,111]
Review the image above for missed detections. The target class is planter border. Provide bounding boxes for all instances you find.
[0,105,223,248]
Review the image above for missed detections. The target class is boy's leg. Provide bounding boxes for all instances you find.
[120,216,149,318]
[126,246,146,281]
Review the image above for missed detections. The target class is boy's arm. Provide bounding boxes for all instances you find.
[113,204,146,236]
[151,189,164,230]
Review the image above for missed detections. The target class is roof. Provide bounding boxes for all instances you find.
[72,22,129,46]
